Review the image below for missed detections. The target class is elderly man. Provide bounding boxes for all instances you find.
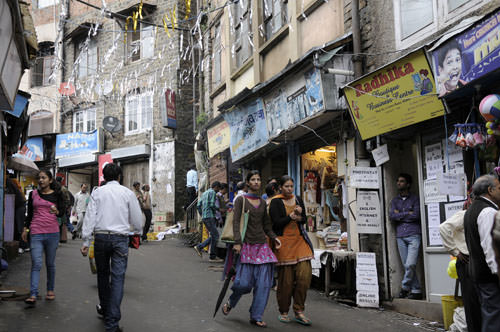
[440,209,481,332]
[73,183,90,239]
[464,174,500,332]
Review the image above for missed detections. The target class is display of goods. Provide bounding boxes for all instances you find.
[479,94,500,122]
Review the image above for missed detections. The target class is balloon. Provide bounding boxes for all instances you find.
[479,94,500,122]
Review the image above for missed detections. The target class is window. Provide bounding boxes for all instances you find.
[263,0,287,40]
[127,24,155,63]
[213,24,222,86]
[36,0,59,9]
[231,0,253,69]
[73,108,96,132]
[125,91,153,134]
[394,0,484,48]
[31,42,55,87]
[399,0,434,39]
[75,39,98,79]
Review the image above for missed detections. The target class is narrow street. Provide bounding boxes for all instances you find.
[1,237,441,332]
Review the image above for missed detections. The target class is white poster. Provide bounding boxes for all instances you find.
[356,191,382,234]
[371,144,390,166]
[429,226,442,246]
[427,203,441,227]
[426,160,443,180]
[424,179,447,204]
[356,253,378,293]
[438,173,467,196]
[357,291,379,308]
[443,139,464,163]
[349,167,379,189]
[444,201,465,220]
[425,142,442,163]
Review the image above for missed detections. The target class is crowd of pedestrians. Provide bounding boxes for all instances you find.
[17,163,500,332]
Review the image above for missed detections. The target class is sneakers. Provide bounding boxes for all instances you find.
[408,292,423,300]
[209,258,224,263]
[18,248,24,254]
[193,246,203,257]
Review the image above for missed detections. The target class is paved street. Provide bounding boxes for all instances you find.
[1,238,442,332]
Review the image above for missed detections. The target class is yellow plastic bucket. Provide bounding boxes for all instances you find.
[441,295,463,330]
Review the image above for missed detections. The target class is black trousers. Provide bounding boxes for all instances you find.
[142,209,152,240]
[185,186,197,209]
[456,258,482,332]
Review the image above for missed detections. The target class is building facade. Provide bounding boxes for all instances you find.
[56,0,196,222]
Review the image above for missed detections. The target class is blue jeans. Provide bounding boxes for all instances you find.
[196,218,218,259]
[66,215,74,233]
[94,234,129,332]
[229,262,274,321]
[397,234,421,293]
[30,233,60,297]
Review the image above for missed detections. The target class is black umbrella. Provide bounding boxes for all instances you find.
[213,253,239,318]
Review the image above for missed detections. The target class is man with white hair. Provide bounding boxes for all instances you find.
[464,174,500,331]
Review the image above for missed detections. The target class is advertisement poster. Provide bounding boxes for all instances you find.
[55,129,101,159]
[15,137,44,161]
[343,50,445,140]
[165,89,176,129]
[356,252,379,308]
[356,191,382,234]
[431,10,500,97]
[98,154,113,185]
[223,98,269,162]
[207,120,230,158]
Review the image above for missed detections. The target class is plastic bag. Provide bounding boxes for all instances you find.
[448,306,467,332]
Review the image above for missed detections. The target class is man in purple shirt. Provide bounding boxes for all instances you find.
[389,173,422,300]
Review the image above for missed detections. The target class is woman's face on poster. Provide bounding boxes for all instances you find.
[440,48,462,90]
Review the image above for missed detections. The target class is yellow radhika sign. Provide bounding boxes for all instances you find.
[344,50,445,140]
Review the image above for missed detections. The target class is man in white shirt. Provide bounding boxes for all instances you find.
[185,167,198,210]
[80,164,142,332]
[464,174,500,332]
[440,210,481,332]
[72,183,90,239]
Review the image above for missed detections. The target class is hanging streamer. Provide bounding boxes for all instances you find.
[185,0,191,19]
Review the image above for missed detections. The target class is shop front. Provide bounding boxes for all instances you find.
[342,47,476,304]
[56,129,104,193]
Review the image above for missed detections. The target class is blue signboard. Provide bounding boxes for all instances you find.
[14,137,44,161]
[223,98,269,162]
[431,10,500,97]
[1,93,29,118]
[265,68,325,138]
[55,130,100,159]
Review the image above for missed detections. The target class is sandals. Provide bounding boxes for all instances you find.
[24,296,36,306]
[222,302,231,316]
[278,313,292,323]
[249,319,267,328]
[46,292,55,301]
[294,311,312,326]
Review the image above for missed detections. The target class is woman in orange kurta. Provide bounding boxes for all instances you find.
[269,175,314,325]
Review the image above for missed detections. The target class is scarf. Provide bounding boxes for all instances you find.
[243,192,260,200]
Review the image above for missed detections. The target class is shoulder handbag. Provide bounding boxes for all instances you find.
[221,197,248,243]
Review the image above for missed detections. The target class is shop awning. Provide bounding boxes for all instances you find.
[7,155,39,174]
[110,144,150,160]
[58,154,98,168]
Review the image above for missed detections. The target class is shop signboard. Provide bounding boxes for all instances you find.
[349,167,379,189]
[207,120,230,158]
[14,137,44,161]
[264,68,325,138]
[343,50,445,140]
[223,98,269,162]
[431,10,500,97]
[356,191,382,234]
[98,154,113,185]
[55,129,103,159]
[356,252,379,308]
